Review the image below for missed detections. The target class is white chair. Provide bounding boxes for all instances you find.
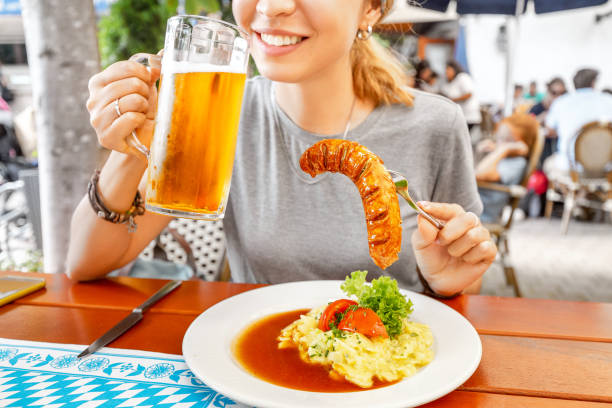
[139,218,228,281]
[477,129,545,297]
[0,169,41,262]
[545,121,612,234]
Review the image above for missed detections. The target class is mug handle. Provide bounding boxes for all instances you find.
[126,52,163,160]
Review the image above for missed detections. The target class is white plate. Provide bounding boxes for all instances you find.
[183,281,481,408]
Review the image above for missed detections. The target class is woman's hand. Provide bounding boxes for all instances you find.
[476,139,496,154]
[86,58,160,159]
[411,202,497,296]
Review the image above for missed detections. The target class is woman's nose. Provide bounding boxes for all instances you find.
[255,0,296,17]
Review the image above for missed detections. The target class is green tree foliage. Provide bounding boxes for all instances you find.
[98,0,172,68]
[98,0,233,68]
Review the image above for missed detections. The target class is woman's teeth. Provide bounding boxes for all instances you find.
[260,33,302,46]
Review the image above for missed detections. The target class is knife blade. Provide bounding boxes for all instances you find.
[77,279,182,359]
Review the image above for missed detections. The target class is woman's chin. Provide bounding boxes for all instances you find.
[255,63,306,84]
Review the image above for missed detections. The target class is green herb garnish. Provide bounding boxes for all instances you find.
[330,323,346,338]
[341,270,413,338]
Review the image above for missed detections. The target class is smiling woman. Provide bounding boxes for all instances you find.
[233,0,412,110]
[68,0,495,298]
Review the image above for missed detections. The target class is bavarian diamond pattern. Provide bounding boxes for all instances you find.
[0,339,249,408]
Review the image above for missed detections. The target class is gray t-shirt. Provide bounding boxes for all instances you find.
[224,77,482,290]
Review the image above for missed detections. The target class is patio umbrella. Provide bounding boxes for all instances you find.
[420,0,608,15]
[415,0,609,115]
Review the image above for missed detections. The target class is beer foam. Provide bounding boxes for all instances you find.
[161,59,247,75]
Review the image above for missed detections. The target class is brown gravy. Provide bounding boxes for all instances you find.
[232,309,397,392]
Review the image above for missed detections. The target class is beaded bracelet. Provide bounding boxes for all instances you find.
[87,170,145,232]
[416,266,462,300]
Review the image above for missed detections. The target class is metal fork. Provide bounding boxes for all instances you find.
[386,169,445,229]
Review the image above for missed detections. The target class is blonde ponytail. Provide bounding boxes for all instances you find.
[351,0,413,107]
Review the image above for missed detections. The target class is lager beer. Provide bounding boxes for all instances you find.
[146,64,246,217]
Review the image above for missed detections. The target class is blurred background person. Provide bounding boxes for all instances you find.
[475,113,539,223]
[544,68,612,180]
[523,80,545,105]
[415,60,435,92]
[423,71,440,94]
[513,84,533,113]
[513,84,524,106]
[529,77,567,166]
[442,59,481,132]
[0,61,14,107]
[405,65,417,89]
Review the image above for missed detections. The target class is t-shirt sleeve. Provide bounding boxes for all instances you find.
[431,104,483,215]
[458,73,474,95]
[497,157,527,185]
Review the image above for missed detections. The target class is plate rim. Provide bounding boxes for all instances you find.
[182,280,482,408]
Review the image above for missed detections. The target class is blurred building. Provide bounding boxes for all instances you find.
[462,2,612,105]
[0,0,115,115]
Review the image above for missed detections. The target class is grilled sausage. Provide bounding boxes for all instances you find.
[299,139,401,269]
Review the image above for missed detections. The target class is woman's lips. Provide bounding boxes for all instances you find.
[253,32,307,57]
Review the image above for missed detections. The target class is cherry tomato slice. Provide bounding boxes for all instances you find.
[338,307,389,338]
[318,299,358,331]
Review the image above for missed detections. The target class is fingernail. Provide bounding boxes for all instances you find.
[418,201,431,209]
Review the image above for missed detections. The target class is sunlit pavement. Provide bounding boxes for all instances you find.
[481,217,612,302]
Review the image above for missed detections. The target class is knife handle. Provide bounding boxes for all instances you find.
[137,280,182,313]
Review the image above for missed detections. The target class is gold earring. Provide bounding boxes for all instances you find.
[357,25,373,40]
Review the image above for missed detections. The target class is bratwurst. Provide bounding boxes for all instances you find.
[299,139,401,269]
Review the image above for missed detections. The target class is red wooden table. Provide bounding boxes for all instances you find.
[1,271,611,407]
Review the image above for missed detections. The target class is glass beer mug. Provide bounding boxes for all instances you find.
[131,15,249,220]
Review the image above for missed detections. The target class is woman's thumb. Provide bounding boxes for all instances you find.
[412,213,439,251]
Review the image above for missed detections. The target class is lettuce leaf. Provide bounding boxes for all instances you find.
[340,270,413,338]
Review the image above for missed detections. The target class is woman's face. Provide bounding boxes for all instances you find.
[445,66,455,81]
[419,67,432,81]
[233,0,379,83]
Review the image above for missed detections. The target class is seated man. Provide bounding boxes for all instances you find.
[475,113,539,223]
[544,68,612,179]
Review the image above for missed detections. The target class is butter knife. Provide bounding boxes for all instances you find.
[77,280,182,359]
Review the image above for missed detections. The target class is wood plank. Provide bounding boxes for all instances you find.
[3,271,263,315]
[423,391,612,408]
[462,335,612,403]
[443,295,612,342]
[0,304,193,354]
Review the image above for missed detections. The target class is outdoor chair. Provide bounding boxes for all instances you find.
[0,180,26,260]
[139,218,229,281]
[0,169,41,261]
[477,130,545,297]
[544,121,612,234]
[479,106,496,142]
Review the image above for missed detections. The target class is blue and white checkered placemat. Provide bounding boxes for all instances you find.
[0,338,250,408]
